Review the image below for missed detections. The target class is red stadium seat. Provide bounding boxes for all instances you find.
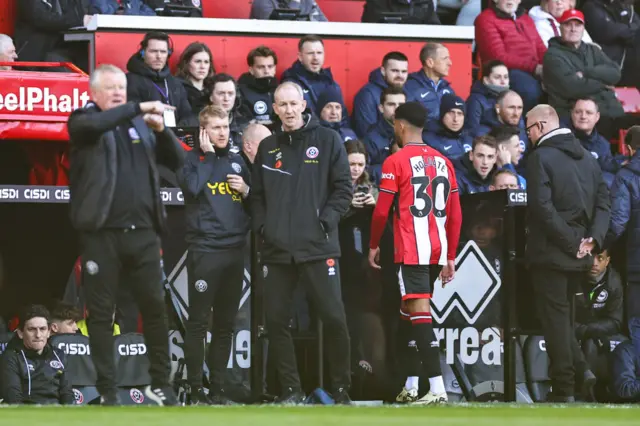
[619,129,629,156]
[204,0,252,19]
[615,87,640,115]
[317,0,366,22]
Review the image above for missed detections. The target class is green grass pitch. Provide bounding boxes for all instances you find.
[1,405,639,426]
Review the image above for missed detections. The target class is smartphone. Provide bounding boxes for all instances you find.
[355,185,370,195]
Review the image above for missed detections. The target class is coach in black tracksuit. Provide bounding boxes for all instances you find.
[252,82,352,404]
[177,106,251,405]
[67,65,184,406]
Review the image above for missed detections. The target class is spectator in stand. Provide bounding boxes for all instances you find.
[475,0,546,113]
[362,87,406,185]
[175,42,215,116]
[0,305,75,405]
[49,302,81,335]
[571,98,623,187]
[238,46,279,125]
[361,0,440,24]
[610,340,640,402]
[0,35,18,71]
[339,140,378,376]
[475,91,528,167]
[544,9,640,139]
[529,0,593,47]
[465,60,510,133]
[404,43,455,127]
[250,0,327,21]
[241,123,271,172]
[424,94,473,161]
[437,0,482,26]
[582,0,640,88]
[489,169,520,190]
[353,51,409,138]
[126,32,195,126]
[317,86,357,142]
[89,0,156,15]
[606,126,640,359]
[282,36,348,123]
[490,125,526,189]
[454,135,498,194]
[206,74,253,154]
[14,0,93,71]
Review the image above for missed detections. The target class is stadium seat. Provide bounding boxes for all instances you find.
[523,335,551,402]
[206,0,252,19]
[50,333,99,405]
[115,333,151,387]
[614,87,640,115]
[618,129,629,156]
[441,353,466,402]
[317,0,366,22]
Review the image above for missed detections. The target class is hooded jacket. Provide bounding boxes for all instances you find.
[475,4,547,74]
[362,118,394,185]
[238,72,278,123]
[543,37,624,119]
[1,339,74,405]
[177,147,251,251]
[526,128,610,270]
[404,71,455,123]
[126,54,196,126]
[528,5,593,48]
[424,123,473,161]
[281,61,349,124]
[574,265,624,341]
[319,120,357,143]
[610,340,640,402]
[573,126,622,175]
[465,80,507,133]
[454,155,495,195]
[352,68,389,138]
[178,78,209,116]
[251,115,352,263]
[607,153,640,283]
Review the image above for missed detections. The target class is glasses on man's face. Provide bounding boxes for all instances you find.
[526,120,546,136]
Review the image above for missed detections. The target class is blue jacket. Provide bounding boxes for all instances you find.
[475,108,530,176]
[423,123,472,161]
[610,340,640,402]
[89,0,156,15]
[607,153,640,283]
[465,80,500,134]
[362,118,394,185]
[454,155,496,195]
[404,71,455,124]
[573,126,623,175]
[320,120,357,143]
[352,68,388,138]
[281,61,349,124]
[500,163,527,189]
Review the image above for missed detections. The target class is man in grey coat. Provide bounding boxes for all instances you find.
[250,0,327,21]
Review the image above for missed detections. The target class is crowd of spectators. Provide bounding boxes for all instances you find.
[1,0,640,406]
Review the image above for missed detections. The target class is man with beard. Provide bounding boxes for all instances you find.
[353,51,409,137]
[454,135,498,194]
[238,46,279,126]
[126,31,194,126]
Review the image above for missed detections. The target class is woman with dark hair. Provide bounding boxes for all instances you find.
[339,140,380,391]
[175,42,215,115]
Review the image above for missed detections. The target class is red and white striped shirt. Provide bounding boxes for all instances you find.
[369,142,462,265]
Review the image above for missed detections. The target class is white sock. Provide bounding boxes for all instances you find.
[405,376,419,391]
[428,376,445,394]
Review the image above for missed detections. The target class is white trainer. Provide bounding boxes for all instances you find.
[396,387,418,403]
[412,391,448,405]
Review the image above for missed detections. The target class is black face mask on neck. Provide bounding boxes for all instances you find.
[213,142,231,157]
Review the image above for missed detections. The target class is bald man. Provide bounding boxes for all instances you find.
[241,123,271,171]
[251,81,352,404]
[525,104,610,402]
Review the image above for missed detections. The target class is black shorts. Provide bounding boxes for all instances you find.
[397,264,442,301]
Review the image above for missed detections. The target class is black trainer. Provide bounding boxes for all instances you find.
[580,370,597,402]
[209,389,238,406]
[276,387,306,405]
[100,392,122,406]
[145,385,179,406]
[333,387,352,405]
[188,387,210,406]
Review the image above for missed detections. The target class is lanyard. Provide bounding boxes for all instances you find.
[151,79,170,104]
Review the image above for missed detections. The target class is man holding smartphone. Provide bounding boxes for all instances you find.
[177,105,251,405]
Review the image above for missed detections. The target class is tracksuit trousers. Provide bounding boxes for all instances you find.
[80,228,170,395]
[263,258,351,393]
[183,248,245,390]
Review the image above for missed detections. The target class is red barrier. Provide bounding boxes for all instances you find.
[94,32,472,109]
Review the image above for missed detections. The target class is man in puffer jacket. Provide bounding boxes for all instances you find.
[465,60,510,133]
[610,340,640,401]
[424,94,473,161]
[606,126,640,360]
[454,135,498,195]
[250,0,327,20]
